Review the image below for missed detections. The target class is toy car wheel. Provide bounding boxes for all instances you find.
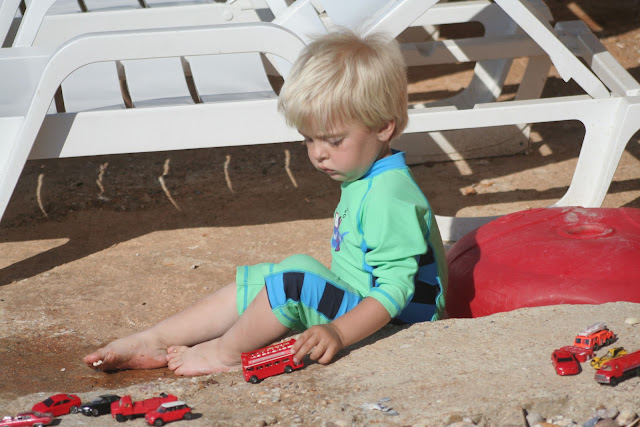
[250,375,259,384]
[183,412,194,420]
[285,365,293,374]
[154,418,165,426]
[115,414,126,422]
[70,406,79,414]
[92,408,100,417]
[610,377,619,386]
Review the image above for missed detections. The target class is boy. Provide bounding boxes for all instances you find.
[84,30,447,376]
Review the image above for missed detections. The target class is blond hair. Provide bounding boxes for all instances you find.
[278,29,408,140]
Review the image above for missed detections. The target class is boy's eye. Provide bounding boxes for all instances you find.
[328,138,344,146]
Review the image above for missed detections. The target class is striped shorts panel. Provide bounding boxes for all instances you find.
[236,254,363,331]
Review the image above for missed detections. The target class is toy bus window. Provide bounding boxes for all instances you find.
[246,367,254,372]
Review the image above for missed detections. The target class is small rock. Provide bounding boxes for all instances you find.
[615,409,638,425]
[594,408,619,420]
[526,412,545,426]
[460,186,477,195]
[595,419,618,427]
[584,417,600,427]
[624,317,640,325]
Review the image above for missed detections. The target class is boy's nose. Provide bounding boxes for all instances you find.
[308,143,328,162]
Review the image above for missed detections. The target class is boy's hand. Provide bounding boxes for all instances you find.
[292,323,345,365]
[291,298,390,366]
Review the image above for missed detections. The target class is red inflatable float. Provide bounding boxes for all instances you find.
[446,207,640,318]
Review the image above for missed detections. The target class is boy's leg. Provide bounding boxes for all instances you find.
[83,281,240,371]
[166,254,364,376]
[167,287,289,376]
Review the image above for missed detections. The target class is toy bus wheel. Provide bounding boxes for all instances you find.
[115,414,126,422]
[285,365,293,374]
[250,375,259,384]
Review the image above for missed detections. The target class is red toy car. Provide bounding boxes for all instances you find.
[111,394,178,422]
[559,345,594,363]
[32,394,81,416]
[241,338,304,383]
[551,348,581,376]
[144,401,193,426]
[0,412,52,427]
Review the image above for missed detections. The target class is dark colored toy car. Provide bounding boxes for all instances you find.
[32,394,81,416]
[80,395,121,417]
[551,348,581,376]
[0,412,52,427]
[145,401,193,426]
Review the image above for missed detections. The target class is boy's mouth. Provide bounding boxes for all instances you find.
[319,166,336,174]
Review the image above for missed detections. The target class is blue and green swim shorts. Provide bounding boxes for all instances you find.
[236,254,363,331]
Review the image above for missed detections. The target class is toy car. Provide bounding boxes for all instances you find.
[111,393,178,422]
[595,349,640,386]
[591,347,628,369]
[559,345,594,363]
[0,412,52,427]
[79,394,121,417]
[551,348,581,376]
[32,394,81,416]
[573,322,616,351]
[144,401,193,426]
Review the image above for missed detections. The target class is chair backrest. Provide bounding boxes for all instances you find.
[6,0,325,113]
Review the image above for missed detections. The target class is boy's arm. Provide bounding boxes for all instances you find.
[291,297,391,365]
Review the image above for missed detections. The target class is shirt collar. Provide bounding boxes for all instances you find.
[360,151,407,179]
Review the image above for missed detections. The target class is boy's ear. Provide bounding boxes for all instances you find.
[377,120,396,142]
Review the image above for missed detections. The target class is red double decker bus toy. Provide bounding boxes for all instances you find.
[241,339,304,383]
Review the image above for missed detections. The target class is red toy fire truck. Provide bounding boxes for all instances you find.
[573,322,616,351]
[241,339,304,383]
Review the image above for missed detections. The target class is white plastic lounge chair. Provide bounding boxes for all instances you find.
[1,0,639,243]
[2,0,532,163]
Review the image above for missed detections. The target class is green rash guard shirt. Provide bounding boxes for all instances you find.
[329,152,447,322]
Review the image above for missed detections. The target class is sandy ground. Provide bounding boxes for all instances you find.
[2,1,640,426]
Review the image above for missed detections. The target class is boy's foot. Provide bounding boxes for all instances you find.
[166,340,241,376]
[83,332,169,371]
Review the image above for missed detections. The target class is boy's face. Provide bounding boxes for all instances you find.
[301,121,395,182]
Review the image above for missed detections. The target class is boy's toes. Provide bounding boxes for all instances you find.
[166,346,187,366]
[83,349,109,368]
